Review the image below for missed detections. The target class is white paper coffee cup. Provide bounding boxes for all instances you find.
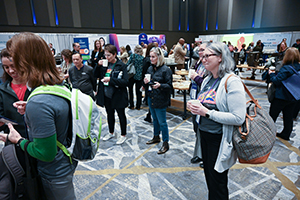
[189,99,200,105]
[188,69,195,78]
[102,59,108,67]
[269,66,275,71]
[145,74,151,82]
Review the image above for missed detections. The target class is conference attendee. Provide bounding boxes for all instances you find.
[72,42,80,54]
[269,47,300,141]
[94,44,129,145]
[189,42,209,168]
[142,43,155,122]
[0,48,30,138]
[99,37,106,50]
[187,42,246,200]
[239,44,247,65]
[174,38,187,70]
[5,32,78,199]
[246,42,254,53]
[118,46,129,64]
[142,43,147,57]
[91,40,104,68]
[69,53,96,100]
[278,41,288,60]
[277,38,287,52]
[48,43,55,55]
[127,45,144,110]
[144,47,173,154]
[60,49,73,79]
[126,45,132,56]
[292,39,300,52]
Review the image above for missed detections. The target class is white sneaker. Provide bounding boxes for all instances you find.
[116,136,126,145]
[103,133,115,141]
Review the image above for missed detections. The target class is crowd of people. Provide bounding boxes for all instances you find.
[0,32,299,199]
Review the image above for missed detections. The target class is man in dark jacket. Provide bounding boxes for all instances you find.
[69,53,96,100]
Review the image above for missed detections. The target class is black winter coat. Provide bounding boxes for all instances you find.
[146,64,173,108]
[0,81,30,137]
[94,59,129,108]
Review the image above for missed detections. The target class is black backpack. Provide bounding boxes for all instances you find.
[0,143,44,200]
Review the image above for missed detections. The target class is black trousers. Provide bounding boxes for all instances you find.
[128,78,143,109]
[104,96,127,136]
[200,130,229,200]
[293,100,300,119]
[269,98,297,139]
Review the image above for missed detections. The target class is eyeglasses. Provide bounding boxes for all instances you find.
[202,54,217,60]
[104,54,113,57]
[199,48,205,52]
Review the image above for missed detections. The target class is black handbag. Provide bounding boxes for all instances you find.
[267,83,276,103]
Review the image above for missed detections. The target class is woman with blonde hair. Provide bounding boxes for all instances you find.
[144,47,173,154]
[119,46,129,64]
[5,32,77,199]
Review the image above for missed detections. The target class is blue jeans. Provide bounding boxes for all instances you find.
[148,97,169,142]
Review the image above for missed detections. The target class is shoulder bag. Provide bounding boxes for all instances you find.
[127,54,136,79]
[225,75,277,164]
[282,65,300,100]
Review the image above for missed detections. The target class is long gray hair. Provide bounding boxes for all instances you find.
[205,42,235,78]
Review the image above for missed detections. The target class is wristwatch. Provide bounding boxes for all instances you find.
[205,112,210,119]
[17,138,25,145]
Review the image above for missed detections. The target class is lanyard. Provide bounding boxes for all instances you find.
[104,62,117,86]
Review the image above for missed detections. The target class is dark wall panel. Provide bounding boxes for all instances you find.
[56,0,73,27]
[190,0,205,32]
[15,0,33,26]
[180,0,186,31]
[129,0,141,30]
[113,0,121,29]
[231,0,254,30]
[142,0,151,30]
[0,1,8,25]
[207,0,217,31]
[33,0,50,26]
[79,0,111,28]
[261,0,300,28]
[172,0,179,31]
[217,0,229,30]
[154,0,169,31]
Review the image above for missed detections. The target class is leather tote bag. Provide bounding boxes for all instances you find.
[225,75,277,164]
[282,65,300,101]
[127,54,136,79]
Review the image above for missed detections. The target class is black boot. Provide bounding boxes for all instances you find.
[157,141,169,154]
[144,112,152,123]
[146,135,160,144]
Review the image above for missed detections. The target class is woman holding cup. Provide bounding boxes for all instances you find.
[94,44,129,145]
[189,42,209,167]
[187,42,246,199]
[144,47,172,154]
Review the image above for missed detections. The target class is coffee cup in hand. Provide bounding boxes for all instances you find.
[145,74,151,82]
[102,59,108,67]
[188,100,201,115]
[269,66,275,71]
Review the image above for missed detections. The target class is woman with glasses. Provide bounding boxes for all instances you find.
[91,40,104,68]
[187,42,246,200]
[94,44,129,145]
[189,42,210,168]
[144,47,172,154]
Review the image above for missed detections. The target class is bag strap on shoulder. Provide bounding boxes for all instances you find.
[28,85,71,101]
[2,144,25,196]
[225,74,261,109]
